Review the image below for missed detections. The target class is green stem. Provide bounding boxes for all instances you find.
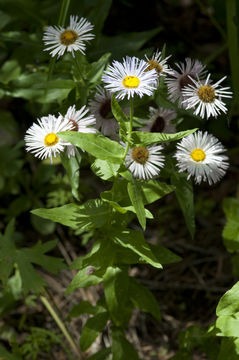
[40,295,82,359]
[58,0,71,26]
[123,97,134,160]
[195,0,226,40]
[226,0,239,107]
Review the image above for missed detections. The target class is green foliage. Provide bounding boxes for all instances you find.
[127,180,146,230]
[111,327,139,360]
[0,220,64,293]
[80,310,109,351]
[222,197,239,251]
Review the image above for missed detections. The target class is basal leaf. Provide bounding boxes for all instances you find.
[58,132,124,164]
[131,128,198,146]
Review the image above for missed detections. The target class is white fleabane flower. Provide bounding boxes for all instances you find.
[182,74,233,119]
[89,86,119,138]
[25,115,72,162]
[43,15,94,58]
[64,105,96,157]
[144,106,176,133]
[145,50,173,78]
[125,145,165,180]
[174,131,229,185]
[166,58,207,107]
[102,56,158,100]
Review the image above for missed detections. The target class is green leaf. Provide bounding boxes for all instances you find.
[0,59,21,84]
[87,0,112,34]
[68,301,98,319]
[111,327,139,360]
[87,348,112,360]
[171,172,195,238]
[129,278,161,321]
[222,197,239,251]
[149,243,182,264]
[218,339,239,360]
[103,267,131,327]
[61,150,81,200]
[87,53,111,83]
[91,159,120,180]
[0,345,22,360]
[131,128,198,146]
[66,267,104,293]
[127,181,146,230]
[216,281,239,317]
[111,95,130,140]
[140,180,175,205]
[80,311,109,351]
[216,315,239,337]
[32,199,111,231]
[58,132,124,164]
[113,229,162,269]
[0,221,64,293]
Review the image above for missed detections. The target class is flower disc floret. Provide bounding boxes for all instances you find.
[44,133,59,146]
[132,147,149,164]
[145,50,173,78]
[174,131,229,185]
[102,56,158,100]
[60,30,78,45]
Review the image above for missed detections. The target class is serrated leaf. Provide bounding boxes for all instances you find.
[103,267,131,327]
[32,199,111,231]
[111,327,139,360]
[127,181,146,230]
[58,132,124,164]
[113,229,162,269]
[171,172,195,238]
[131,128,198,146]
[0,220,64,293]
[91,159,120,180]
[80,311,109,351]
[129,278,161,321]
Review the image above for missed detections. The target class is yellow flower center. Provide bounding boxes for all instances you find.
[44,133,59,147]
[146,60,163,74]
[122,76,140,88]
[197,85,215,103]
[60,30,78,45]
[132,146,149,164]
[190,148,206,162]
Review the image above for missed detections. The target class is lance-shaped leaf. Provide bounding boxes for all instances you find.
[171,172,195,238]
[129,278,161,321]
[80,311,109,351]
[113,229,162,269]
[32,199,111,231]
[131,128,198,146]
[61,150,81,200]
[127,181,146,230]
[111,94,130,140]
[103,267,131,327]
[58,132,124,164]
[111,327,139,360]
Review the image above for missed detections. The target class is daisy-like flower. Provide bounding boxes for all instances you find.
[43,15,94,58]
[166,58,206,107]
[25,115,72,162]
[145,50,173,79]
[102,56,158,100]
[63,105,96,157]
[125,145,165,180]
[89,86,119,138]
[174,131,229,185]
[182,74,233,119]
[143,106,176,133]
